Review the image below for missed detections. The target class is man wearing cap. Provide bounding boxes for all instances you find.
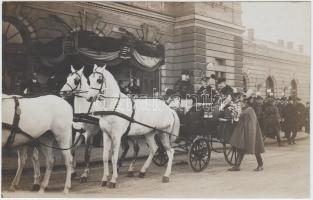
[228,91,265,171]
[282,97,298,144]
[196,75,217,103]
[173,70,194,98]
[252,95,264,132]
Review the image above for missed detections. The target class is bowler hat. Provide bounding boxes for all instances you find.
[181,70,191,75]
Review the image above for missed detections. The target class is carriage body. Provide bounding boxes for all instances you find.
[153,98,238,172]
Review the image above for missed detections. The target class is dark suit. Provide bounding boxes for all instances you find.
[282,103,298,143]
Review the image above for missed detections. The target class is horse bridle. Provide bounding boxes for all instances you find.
[65,72,82,92]
[89,71,105,94]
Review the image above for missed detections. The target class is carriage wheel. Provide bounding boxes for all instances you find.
[188,137,211,172]
[223,144,237,166]
[153,147,169,167]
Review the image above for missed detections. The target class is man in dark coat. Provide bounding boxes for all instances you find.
[252,95,264,133]
[46,73,60,95]
[282,97,298,144]
[263,98,282,146]
[228,93,265,172]
[24,72,41,95]
[295,98,306,132]
[196,76,217,103]
[173,70,194,98]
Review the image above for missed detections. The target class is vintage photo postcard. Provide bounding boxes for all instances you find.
[1,1,310,198]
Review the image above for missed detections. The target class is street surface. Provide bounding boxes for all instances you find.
[1,137,310,198]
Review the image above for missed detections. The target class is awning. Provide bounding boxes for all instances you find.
[33,30,165,71]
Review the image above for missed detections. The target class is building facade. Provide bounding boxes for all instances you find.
[2,2,310,101]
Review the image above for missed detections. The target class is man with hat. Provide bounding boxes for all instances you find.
[173,69,194,98]
[228,90,265,171]
[282,96,298,144]
[263,96,282,146]
[252,94,264,132]
[196,74,217,103]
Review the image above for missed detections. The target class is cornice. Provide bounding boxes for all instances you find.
[75,2,175,24]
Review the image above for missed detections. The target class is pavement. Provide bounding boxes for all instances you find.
[1,133,310,198]
[2,131,309,173]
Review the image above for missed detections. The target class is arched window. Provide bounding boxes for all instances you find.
[291,79,297,97]
[266,76,275,96]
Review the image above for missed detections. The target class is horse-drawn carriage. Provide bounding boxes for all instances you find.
[153,97,238,172]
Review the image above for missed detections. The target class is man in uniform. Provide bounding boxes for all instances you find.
[173,70,194,98]
[196,76,217,103]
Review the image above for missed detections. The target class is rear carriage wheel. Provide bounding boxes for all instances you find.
[223,144,237,166]
[188,137,211,172]
[153,147,169,167]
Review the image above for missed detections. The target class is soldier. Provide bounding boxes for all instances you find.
[173,70,194,98]
[196,76,217,103]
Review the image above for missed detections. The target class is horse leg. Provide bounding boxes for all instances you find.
[56,131,74,194]
[159,133,175,183]
[118,135,129,168]
[80,135,93,183]
[127,137,140,177]
[31,147,41,191]
[9,146,28,191]
[71,132,84,179]
[38,138,55,194]
[108,135,122,188]
[138,133,157,178]
[101,131,111,187]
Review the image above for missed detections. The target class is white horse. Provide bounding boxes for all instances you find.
[87,64,180,188]
[60,66,101,183]
[60,66,141,181]
[2,94,73,193]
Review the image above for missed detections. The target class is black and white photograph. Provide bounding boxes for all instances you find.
[1,1,310,198]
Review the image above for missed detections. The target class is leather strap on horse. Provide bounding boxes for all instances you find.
[122,96,136,137]
[5,97,21,147]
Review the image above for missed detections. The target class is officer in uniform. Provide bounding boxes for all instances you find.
[173,70,194,98]
[196,75,217,103]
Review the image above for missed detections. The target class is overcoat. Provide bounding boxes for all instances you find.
[229,106,265,154]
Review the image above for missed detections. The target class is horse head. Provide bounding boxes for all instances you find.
[60,65,85,98]
[87,64,120,103]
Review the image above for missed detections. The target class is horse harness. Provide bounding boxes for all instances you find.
[2,97,33,148]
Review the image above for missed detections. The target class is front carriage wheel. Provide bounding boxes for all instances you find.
[153,147,169,167]
[223,144,237,166]
[188,137,211,172]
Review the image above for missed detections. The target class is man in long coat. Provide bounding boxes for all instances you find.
[282,97,298,144]
[263,98,282,146]
[228,94,265,172]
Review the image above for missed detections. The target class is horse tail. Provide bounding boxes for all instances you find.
[170,109,180,143]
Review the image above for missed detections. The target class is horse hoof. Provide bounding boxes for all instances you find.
[162,176,170,183]
[63,188,70,194]
[80,177,87,183]
[138,172,146,178]
[71,172,77,180]
[32,184,40,191]
[108,182,116,189]
[101,181,107,187]
[127,171,134,177]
